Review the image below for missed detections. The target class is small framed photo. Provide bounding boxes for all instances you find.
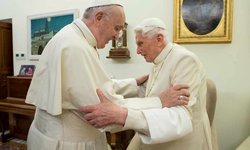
[27,9,78,60]
[18,65,36,76]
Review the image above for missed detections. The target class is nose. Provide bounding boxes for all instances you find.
[114,33,119,40]
[113,30,121,40]
[137,47,141,54]
[115,30,124,40]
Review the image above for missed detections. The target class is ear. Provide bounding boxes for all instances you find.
[156,33,164,45]
[94,11,104,23]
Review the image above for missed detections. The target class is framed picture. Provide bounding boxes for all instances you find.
[173,0,233,43]
[18,65,36,76]
[27,9,78,60]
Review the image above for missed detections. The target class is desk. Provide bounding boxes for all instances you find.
[236,136,250,150]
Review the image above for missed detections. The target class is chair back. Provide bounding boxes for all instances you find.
[206,79,217,126]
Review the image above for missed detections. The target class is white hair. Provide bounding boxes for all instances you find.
[83,5,116,19]
[134,18,169,43]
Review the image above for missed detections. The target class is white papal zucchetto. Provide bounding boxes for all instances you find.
[137,18,167,30]
[87,0,123,8]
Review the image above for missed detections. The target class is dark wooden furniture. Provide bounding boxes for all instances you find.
[0,76,35,142]
[0,22,13,99]
[0,21,13,138]
[106,130,134,150]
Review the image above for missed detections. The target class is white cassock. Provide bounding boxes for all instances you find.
[25,19,162,150]
[126,42,213,150]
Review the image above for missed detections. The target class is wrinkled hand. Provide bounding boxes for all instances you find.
[136,74,149,86]
[78,89,127,128]
[160,84,190,108]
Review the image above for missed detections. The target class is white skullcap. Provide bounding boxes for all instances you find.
[138,18,166,30]
[87,0,123,8]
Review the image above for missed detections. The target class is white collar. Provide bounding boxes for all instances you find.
[153,42,174,65]
[73,19,97,48]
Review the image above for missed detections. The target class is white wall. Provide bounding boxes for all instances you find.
[1,0,250,149]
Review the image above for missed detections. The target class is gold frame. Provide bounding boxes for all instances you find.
[173,0,233,43]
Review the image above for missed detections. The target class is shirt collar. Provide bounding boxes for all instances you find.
[153,42,174,65]
[73,18,97,48]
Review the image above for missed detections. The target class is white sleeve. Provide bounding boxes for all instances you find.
[101,97,162,133]
[112,78,139,98]
[123,109,149,135]
[138,106,192,144]
[98,78,162,133]
[107,109,150,135]
[101,79,162,110]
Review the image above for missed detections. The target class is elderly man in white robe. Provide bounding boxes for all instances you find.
[25,1,190,150]
[80,18,214,150]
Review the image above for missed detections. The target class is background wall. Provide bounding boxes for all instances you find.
[0,0,249,149]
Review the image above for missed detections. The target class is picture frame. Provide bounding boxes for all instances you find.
[173,0,233,43]
[18,65,36,76]
[27,9,78,60]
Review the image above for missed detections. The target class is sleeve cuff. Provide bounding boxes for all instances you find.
[123,109,149,135]
[123,97,162,110]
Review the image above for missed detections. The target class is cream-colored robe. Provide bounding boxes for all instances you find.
[127,42,213,150]
[25,19,162,150]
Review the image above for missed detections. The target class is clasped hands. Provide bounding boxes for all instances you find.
[78,84,190,128]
